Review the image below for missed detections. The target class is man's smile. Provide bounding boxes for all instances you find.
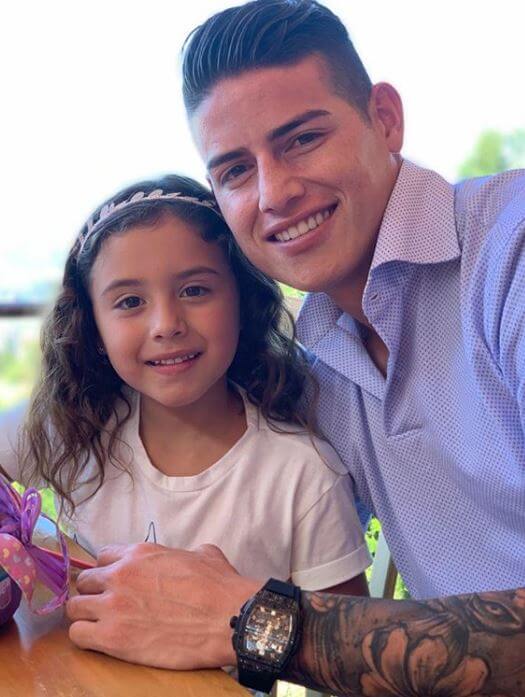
[269,204,337,243]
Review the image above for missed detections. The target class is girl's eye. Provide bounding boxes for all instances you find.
[116,295,143,310]
[181,286,208,298]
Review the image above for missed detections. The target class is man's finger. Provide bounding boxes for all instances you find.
[194,543,227,559]
[96,544,128,567]
[66,593,105,622]
[68,619,108,653]
[75,567,109,595]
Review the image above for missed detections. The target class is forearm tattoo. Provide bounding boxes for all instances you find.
[283,588,525,696]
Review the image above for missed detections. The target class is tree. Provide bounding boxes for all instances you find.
[458,128,525,179]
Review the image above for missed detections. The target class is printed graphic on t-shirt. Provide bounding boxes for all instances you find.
[144,521,157,544]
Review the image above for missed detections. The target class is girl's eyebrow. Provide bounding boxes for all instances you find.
[177,266,220,281]
[102,278,143,296]
[101,267,220,296]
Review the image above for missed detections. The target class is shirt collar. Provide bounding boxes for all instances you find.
[297,160,461,347]
[370,159,460,270]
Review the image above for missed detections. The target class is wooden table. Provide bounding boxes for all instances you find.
[0,519,248,696]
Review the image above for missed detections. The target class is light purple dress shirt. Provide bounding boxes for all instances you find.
[297,159,525,598]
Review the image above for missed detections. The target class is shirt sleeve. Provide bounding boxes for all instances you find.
[0,402,27,482]
[499,231,525,419]
[290,468,371,591]
[483,217,525,425]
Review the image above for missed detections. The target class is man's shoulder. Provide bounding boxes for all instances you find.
[455,169,525,235]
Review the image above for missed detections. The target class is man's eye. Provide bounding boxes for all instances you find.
[116,296,143,310]
[181,286,208,298]
[290,132,322,149]
[221,164,249,184]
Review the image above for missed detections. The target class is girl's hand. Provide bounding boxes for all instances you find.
[66,542,261,669]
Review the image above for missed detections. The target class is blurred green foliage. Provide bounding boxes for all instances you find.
[279,283,305,300]
[0,319,40,410]
[459,128,525,179]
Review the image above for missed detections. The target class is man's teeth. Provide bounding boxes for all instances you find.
[274,207,332,242]
[150,353,198,366]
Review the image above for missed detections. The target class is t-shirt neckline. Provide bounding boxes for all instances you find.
[127,386,259,492]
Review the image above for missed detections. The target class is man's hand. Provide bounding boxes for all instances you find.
[66,542,261,669]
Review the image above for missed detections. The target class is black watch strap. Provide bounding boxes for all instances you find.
[237,664,275,694]
[263,577,300,599]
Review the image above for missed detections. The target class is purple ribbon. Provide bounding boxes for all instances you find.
[0,475,70,614]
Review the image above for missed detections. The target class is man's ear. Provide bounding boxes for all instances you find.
[369,82,404,154]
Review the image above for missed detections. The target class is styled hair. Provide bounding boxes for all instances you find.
[21,174,318,515]
[182,0,372,118]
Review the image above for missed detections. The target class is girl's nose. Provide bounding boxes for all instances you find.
[151,303,188,340]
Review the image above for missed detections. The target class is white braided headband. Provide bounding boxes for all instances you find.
[78,189,223,255]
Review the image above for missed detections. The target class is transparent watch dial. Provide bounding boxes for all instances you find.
[243,603,294,663]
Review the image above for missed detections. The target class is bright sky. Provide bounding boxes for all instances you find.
[1,0,524,297]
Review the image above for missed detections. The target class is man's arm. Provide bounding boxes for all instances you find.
[319,574,369,597]
[285,587,525,696]
[67,544,525,695]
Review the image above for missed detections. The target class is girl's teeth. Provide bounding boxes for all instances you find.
[153,353,196,365]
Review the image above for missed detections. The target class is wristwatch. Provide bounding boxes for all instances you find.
[229,578,302,694]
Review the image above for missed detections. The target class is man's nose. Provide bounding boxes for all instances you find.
[257,158,305,214]
[151,300,187,340]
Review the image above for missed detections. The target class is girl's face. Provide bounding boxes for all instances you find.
[89,213,241,414]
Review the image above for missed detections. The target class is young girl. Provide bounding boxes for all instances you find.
[0,175,370,593]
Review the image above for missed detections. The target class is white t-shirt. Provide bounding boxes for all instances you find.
[0,392,370,590]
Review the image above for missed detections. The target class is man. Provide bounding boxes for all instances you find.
[67,1,525,694]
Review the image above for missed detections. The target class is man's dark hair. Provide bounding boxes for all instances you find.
[182,0,372,118]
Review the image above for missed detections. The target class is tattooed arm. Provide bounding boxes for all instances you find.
[284,588,525,696]
[67,543,524,695]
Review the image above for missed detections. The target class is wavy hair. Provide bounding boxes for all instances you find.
[21,174,319,515]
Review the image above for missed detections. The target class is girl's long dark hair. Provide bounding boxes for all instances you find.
[21,174,319,516]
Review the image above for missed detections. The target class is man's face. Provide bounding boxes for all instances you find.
[190,55,403,297]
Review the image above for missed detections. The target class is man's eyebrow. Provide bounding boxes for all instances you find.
[206,109,330,172]
[207,148,247,172]
[102,268,219,296]
[268,109,331,141]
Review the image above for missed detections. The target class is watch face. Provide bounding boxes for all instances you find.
[243,595,295,665]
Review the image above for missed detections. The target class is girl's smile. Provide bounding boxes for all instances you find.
[89,213,241,418]
[145,351,202,374]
